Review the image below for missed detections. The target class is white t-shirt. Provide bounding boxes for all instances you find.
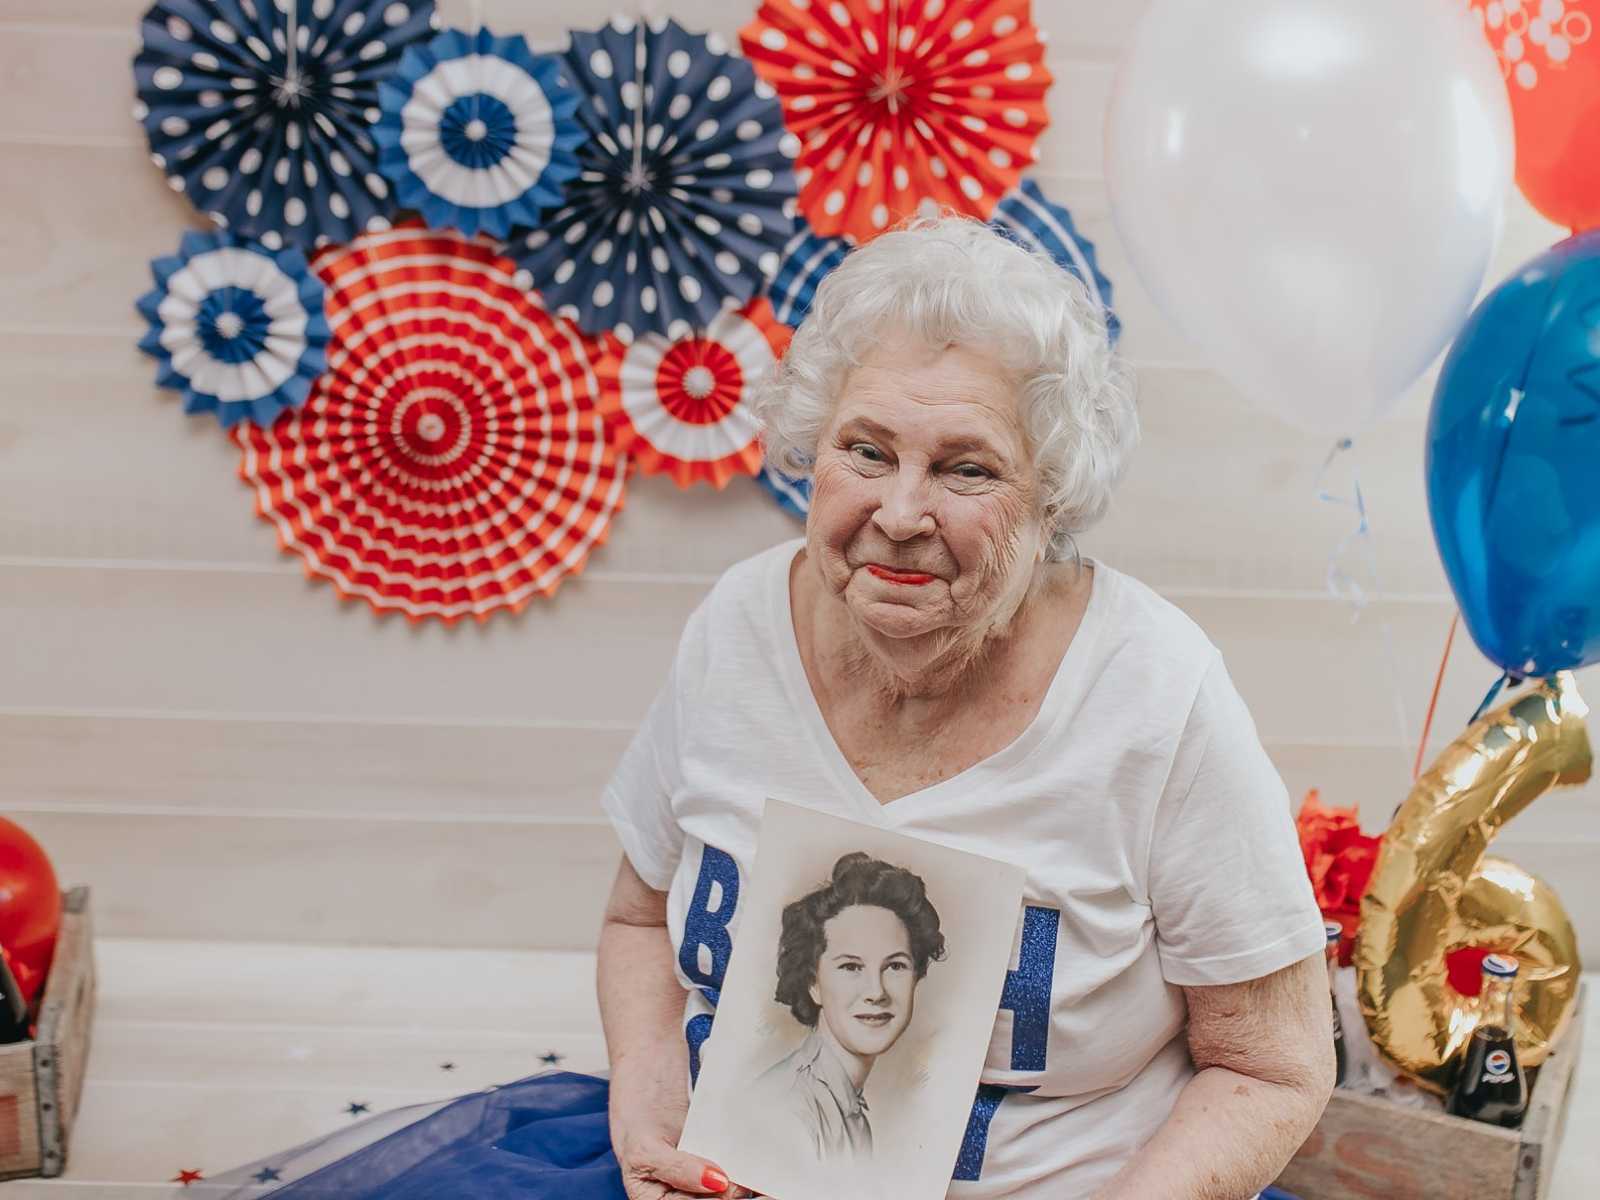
[601,539,1325,1198]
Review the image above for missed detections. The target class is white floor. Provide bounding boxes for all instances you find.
[0,943,1594,1197]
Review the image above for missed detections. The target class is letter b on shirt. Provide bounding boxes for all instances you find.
[678,845,739,1000]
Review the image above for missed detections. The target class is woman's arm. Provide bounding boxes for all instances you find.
[1090,952,1336,1200]
[598,854,735,1199]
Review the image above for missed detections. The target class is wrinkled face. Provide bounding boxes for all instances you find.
[809,904,918,1059]
[807,338,1045,645]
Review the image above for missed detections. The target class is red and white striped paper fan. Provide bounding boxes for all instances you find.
[596,298,793,488]
[235,222,626,623]
[741,0,1053,242]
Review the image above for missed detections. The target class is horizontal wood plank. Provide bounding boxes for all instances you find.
[91,939,604,1031]
[2,803,1596,948]
[85,1022,609,1092]
[0,713,632,823]
[6,711,1600,849]
[8,562,1600,738]
[0,812,624,948]
[0,566,704,725]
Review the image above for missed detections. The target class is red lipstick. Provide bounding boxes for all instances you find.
[866,564,935,585]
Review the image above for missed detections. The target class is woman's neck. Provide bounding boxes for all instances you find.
[814,1021,874,1093]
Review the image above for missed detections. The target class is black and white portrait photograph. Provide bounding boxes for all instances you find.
[679,801,1027,1200]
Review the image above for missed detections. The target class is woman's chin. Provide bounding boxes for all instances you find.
[847,593,949,641]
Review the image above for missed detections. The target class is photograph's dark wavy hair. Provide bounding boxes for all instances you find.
[774,852,947,1027]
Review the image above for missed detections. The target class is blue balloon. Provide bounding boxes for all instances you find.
[1427,233,1600,676]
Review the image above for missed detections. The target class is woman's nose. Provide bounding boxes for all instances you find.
[871,469,936,541]
[863,973,891,1003]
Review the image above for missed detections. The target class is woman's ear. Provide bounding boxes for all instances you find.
[808,982,821,1008]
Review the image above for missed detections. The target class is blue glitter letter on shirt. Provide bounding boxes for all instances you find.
[679,846,739,1085]
[998,905,1059,1071]
[952,1084,1037,1181]
[677,845,739,998]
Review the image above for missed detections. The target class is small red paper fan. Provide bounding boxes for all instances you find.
[234,221,627,624]
[741,0,1052,242]
[596,298,792,489]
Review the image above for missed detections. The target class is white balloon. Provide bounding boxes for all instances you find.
[1104,0,1513,435]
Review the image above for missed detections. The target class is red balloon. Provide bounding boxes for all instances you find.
[1471,1,1600,231]
[0,818,60,1010]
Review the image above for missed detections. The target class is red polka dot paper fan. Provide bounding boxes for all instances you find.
[596,298,792,489]
[234,221,627,624]
[740,0,1053,242]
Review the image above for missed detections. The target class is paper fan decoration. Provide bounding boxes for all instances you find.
[508,15,799,344]
[763,215,851,328]
[235,222,627,622]
[991,179,1119,343]
[740,0,1052,243]
[596,298,792,487]
[133,0,438,249]
[757,463,813,518]
[136,229,329,428]
[374,26,586,237]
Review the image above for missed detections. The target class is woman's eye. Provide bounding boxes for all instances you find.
[887,960,909,971]
[838,961,862,972]
[952,464,989,480]
[849,443,885,463]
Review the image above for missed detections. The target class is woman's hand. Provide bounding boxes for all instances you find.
[610,1048,751,1199]
[598,855,761,1199]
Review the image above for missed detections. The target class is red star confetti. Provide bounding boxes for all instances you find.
[172,1168,204,1186]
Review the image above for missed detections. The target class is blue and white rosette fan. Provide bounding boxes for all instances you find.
[374,26,586,237]
[136,230,329,428]
[991,178,1120,344]
[756,461,812,519]
[763,215,850,330]
[509,16,799,344]
[133,0,438,250]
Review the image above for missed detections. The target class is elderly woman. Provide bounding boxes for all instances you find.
[598,215,1334,1200]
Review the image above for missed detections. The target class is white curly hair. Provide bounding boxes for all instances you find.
[752,213,1138,562]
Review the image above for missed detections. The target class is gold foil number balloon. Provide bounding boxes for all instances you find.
[1355,672,1589,1092]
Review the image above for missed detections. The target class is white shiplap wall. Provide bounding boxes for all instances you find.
[2,0,1597,951]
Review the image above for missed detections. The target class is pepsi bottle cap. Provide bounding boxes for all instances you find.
[1323,921,1342,944]
[1482,954,1520,978]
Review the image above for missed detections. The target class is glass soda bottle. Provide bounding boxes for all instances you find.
[1447,953,1529,1127]
[1323,921,1346,1086]
[0,951,28,1044]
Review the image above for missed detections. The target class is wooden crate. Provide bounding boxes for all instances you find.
[1276,983,1587,1200]
[0,888,96,1180]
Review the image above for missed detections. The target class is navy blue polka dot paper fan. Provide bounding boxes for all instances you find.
[374,26,586,239]
[136,229,330,428]
[507,15,800,345]
[991,178,1120,344]
[133,0,439,251]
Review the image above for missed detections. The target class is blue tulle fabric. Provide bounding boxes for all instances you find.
[181,1072,626,1198]
[176,1069,1304,1198]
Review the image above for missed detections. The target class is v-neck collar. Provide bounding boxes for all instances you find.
[767,538,1111,822]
